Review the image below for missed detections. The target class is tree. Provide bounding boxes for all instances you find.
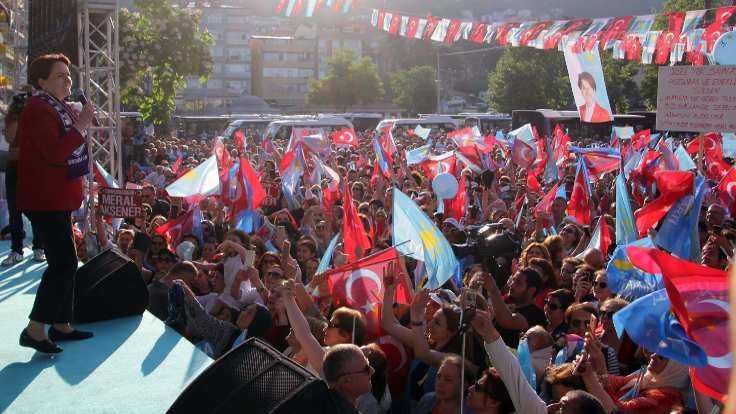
[390,65,437,115]
[639,0,725,109]
[600,53,640,113]
[486,47,572,114]
[119,0,214,126]
[306,49,384,110]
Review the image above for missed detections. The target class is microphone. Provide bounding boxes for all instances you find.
[74,89,98,127]
[75,88,88,106]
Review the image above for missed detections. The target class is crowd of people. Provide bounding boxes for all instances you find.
[4,95,732,413]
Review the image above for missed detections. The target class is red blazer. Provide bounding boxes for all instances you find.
[578,102,612,123]
[16,96,86,212]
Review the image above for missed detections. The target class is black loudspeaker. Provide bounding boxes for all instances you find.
[73,248,148,323]
[27,0,79,67]
[169,338,340,414]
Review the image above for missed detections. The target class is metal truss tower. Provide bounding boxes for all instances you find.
[77,0,121,184]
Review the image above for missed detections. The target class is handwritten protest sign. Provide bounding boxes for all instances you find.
[99,188,143,218]
[656,65,736,132]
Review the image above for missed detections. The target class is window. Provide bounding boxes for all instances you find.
[208,14,223,25]
[262,67,314,78]
[213,47,224,58]
[207,79,223,89]
[225,63,248,74]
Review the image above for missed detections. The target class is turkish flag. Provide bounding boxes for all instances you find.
[331,127,358,146]
[655,12,685,64]
[376,334,412,398]
[389,14,401,34]
[534,183,560,218]
[686,132,723,157]
[275,0,287,15]
[171,156,183,174]
[469,22,487,43]
[155,207,197,251]
[511,138,535,169]
[568,164,592,225]
[703,7,736,52]
[445,19,461,44]
[624,35,642,61]
[420,153,456,180]
[527,173,542,194]
[495,22,519,46]
[544,19,590,49]
[598,16,634,49]
[520,21,550,47]
[717,168,736,215]
[407,16,419,38]
[631,129,652,150]
[343,181,372,263]
[233,130,245,153]
[424,14,439,40]
[634,171,694,237]
[628,248,730,400]
[686,133,728,180]
[279,146,296,175]
[213,138,232,205]
[326,247,412,308]
[292,0,304,15]
[597,217,612,256]
[448,173,467,221]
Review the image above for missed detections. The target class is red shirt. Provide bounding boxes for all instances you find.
[16,96,86,212]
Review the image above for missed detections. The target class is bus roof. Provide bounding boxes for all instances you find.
[513,109,645,121]
[267,116,353,128]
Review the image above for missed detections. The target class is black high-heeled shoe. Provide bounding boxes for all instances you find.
[19,329,63,354]
[48,326,94,342]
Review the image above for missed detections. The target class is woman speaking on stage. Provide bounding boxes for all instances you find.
[16,53,96,353]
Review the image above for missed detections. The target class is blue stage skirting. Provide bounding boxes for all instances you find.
[0,241,212,413]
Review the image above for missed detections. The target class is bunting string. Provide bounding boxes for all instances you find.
[274,0,736,66]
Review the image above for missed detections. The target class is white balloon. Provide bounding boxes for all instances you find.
[432,173,459,199]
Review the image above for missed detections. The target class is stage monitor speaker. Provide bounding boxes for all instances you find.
[169,338,340,414]
[27,0,79,68]
[73,248,148,323]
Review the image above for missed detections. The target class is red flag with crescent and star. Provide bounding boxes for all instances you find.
[654,12,685,64]
[628,248,730,401]
[406,16,420,38]
[469,22,487,43]
[511,137,535,169]
[568,161,592,225]
[212,138,232,206]
[420,152,456,180]
[331,127,358,146]
[343,181,372,263]
[717,168,736,215]
[703,7,736,52]
[325,248,413,339]
[326,247,412,310]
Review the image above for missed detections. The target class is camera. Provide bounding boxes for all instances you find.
[451,224,521,288]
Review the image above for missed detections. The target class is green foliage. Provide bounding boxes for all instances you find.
[600,53,640,113]
[640,0,726,109]
[306,49,384,110]
[486,47,572,114]
[120,0,214,126]
[389,65,437,115]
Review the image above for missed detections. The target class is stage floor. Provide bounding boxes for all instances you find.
[0,241,212,413]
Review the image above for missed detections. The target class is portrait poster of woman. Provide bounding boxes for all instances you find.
[563,43,614,124]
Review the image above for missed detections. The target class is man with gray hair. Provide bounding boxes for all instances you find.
[322,344,373,413]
